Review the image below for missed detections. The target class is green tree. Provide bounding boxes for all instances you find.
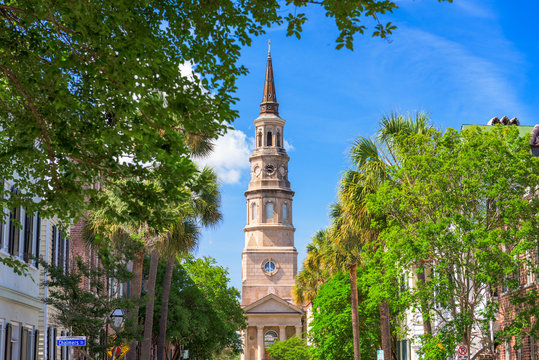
[152,256,246,359]
[39,242,137,360]
[368,125,539,359]
[156,166,222,360]
[267,336,313,360]
[310,272,381,360]
[338,113,433,360]
[294,228,334,306]
[0,0,451,230]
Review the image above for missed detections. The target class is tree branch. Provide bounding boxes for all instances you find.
[0,65,61,191]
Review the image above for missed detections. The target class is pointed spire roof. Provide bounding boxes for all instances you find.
[260,39,279,116]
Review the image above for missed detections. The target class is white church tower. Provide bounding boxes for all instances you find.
[240,41,305,360]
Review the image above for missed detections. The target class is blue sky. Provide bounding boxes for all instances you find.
[196,0,539,292]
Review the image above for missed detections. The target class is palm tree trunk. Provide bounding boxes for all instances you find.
[379,301,392,360]
[126,249,144,360]
[157,255,175,360]
[349,264,361,360]
[140,248,160,359]
[416,266,432,335]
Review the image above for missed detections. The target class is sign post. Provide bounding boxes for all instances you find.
[56,336,86,347]
[456,344,469,360]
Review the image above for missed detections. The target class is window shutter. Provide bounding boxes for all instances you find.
[5,323,12,360]
[65,239,69,274]
[34,214,41,268]
[53,328,57,360]
[33,330,39,360]
[51,226,57,267]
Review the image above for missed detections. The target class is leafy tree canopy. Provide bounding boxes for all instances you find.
[39,242,138,360]
[310,271,381,360]
[267,336,313,360]
[0,0,450,228]
[151,255,245,359]
[366,125,539,358]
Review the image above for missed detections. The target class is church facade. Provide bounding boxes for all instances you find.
[240,43,305,360]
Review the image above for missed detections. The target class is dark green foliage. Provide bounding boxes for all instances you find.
[0,0,451,231]
[39,247,137,359]
[310,272,381,360]
[267,336,313,360]
[151,256,246,359]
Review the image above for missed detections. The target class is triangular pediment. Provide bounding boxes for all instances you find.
[244,294,304,314]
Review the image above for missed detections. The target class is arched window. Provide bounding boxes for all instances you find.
[266,203,273,220]
[282,204,288,221]
[264,331,278,348]
[257,131,262,147]
[251,202,257,220]
[267,131,273,146]
[276,131,281,147]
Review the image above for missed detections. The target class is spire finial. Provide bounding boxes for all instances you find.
[260,43,278,116]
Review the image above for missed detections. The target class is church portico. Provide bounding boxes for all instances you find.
[240,42,305,360]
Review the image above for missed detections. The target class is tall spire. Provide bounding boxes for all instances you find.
[260,39,279,116]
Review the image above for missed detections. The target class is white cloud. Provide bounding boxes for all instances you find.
[284,139,294,152]
[195,129,253,184]
[453,0,496,19]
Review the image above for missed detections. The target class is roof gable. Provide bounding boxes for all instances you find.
[244,294,304,314]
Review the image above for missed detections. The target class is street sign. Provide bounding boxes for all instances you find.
[56,336,86,346]
[377,349,384,360]
[107,344,130,358]
[457,344,469,360]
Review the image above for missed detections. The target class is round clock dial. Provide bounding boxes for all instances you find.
[265,164,275,175]
[279,166,286,176]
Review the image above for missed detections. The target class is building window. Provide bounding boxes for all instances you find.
[257,131,262,147]
[526,251,534,285]
[252,203,257,220]
[282,204,288,221]
[276,131,281,147]
[263,260,276,273]
[401,339,408,360]
[266,203,273,220]
[267,132,272,146]
[264,331,278,348]
[23,210,34,263]
[505,341,511,360]
[530,336,536,360]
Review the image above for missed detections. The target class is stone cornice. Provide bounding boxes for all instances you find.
[243,224,295,232]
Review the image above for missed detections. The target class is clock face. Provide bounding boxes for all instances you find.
[279,166,286,176]
[265,164,275,175]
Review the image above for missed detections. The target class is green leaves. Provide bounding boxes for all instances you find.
[368,125,539,356]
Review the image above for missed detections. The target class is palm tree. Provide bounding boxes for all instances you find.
[339,112,433,360]
[329,199,372,360]
[293,229,334,305]
[155,167,222,360]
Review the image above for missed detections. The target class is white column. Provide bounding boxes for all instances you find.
[295,325,302,337]
[279,326,286,341]
[257,326,264,360]
[240,329,246,360]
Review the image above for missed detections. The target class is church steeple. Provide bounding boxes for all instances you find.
[260,40,279,116]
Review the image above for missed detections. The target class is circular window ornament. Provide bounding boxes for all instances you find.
[261,258,279,276]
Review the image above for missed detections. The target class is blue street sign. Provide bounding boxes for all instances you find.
[56,336,86,346]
